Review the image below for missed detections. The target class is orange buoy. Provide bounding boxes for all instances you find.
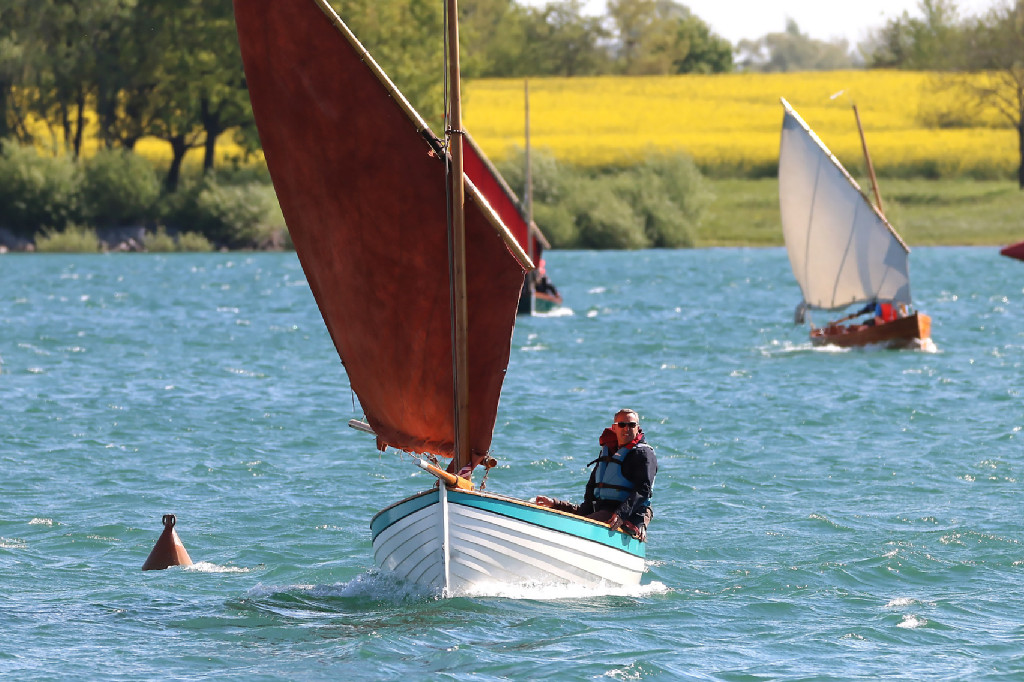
[141,514,194,570]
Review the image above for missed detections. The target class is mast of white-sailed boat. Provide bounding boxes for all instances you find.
[446,0,471,475]
[852,104,885,217]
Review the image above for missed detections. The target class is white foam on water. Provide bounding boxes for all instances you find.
[457,579,671,600]
[534,306,574,318]
[246,572,670,602]
[897,614,927,629]
[184,561,256,574]
[885,597,917,608]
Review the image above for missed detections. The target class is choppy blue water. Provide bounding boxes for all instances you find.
[1,247,1022,681]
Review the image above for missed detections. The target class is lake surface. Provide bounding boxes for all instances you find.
[2,247,1021,680]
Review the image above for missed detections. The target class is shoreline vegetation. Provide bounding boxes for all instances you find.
[1,174,1020,254]
[2,72,1022,253]
[5,0,1024,252]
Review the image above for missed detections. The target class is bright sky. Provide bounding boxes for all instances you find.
[520,0,1002,46]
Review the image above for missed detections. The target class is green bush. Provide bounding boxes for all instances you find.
[80,149,160,228]
[34,225,100,253]
[142,227,178,252]
[158,176,272,248]
[176,231,214,252]
[497,150,708,249]
[0,140,81,238]
[568,177,648,249]
[615,154,708,248]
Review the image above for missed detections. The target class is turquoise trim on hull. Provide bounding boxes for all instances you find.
[370,489,439,541]
[370,488,645,559]
[450,490,645,559]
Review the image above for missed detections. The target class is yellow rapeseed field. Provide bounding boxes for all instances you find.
[463,70,1017,177]
[28,70,1015,179]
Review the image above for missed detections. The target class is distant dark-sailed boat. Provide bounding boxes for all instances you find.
[999,240,1024,261]
[778,98,932,350]
[234,0,644,595]
[463,132,562,314]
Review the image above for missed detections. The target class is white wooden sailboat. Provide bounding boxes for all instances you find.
[778,98,931,349]
[234,0,645,595]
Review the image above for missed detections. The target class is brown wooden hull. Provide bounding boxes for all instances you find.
[811,312,931,349]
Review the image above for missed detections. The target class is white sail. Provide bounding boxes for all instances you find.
[778,98,912,311]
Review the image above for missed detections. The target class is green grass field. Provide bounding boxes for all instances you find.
[697,178,1024,248]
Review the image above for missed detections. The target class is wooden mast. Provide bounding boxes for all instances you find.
[853,104,885,217]
[447,0,471,476]
[524,79,534,261]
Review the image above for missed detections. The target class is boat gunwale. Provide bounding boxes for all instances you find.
[371,486,645,558]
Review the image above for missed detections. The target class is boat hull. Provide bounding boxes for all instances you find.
[811,312,931,349]
[1000,240,1024,261]
[371,488,646,594]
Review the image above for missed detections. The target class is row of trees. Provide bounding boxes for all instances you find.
[865,0,1024,187]
[0,0,734,190]
[2,0,1024,204]
[0,0,249,191]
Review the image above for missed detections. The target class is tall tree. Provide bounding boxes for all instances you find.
[736,19,857,72]
[330,0,445,128]
[606,0,730,75]
[459,0,530,78]
[518,1,609,76]
[864,0,965,69]
[959,1,1024,187]
[15,0,132,158]
[193,0,252,173]
[0,1,31,141]
[671,13,733,74]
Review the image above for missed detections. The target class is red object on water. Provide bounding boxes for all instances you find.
[141,514,193,571]
[999,240,1024,261]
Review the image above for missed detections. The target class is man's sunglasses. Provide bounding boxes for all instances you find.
[615,421,637,428]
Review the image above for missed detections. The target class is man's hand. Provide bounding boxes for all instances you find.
[609,514,645,541]
[608,513,623,531]
[534,495,554,508]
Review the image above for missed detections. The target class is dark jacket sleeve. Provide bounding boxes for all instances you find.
[617,444,657,521]
[548,468,598,516]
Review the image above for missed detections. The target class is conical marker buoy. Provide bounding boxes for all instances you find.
[141,514,193,570]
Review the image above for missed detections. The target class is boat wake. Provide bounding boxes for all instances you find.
[246,571,669,603]
[184,561,259,574]
[456,579,670,600]
[533,306,574,318]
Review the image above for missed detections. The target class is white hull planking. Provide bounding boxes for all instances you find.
[372,490,645,594]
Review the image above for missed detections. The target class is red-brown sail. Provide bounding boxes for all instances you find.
[463,134,544,260]
[234,0,528,458]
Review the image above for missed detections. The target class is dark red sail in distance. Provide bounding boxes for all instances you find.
[234,0,528,458]
[463,135,535,260]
